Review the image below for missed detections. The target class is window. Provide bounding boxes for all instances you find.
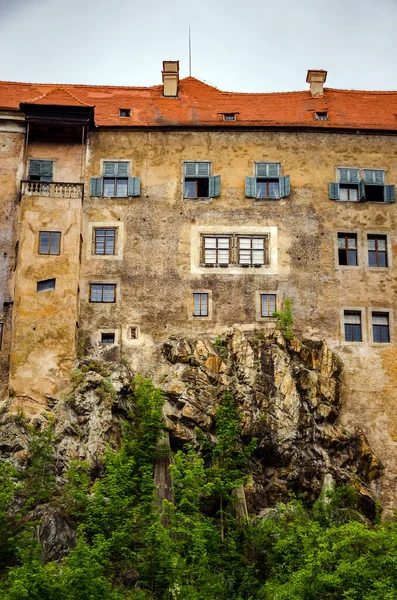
[29,160,53,181]
[0,323,3,350]
[372,312,390,343]
[39,231,61,255]
[222,113,237,121]
[192,292,208,317]
[238,237,268,266]
[344,311,362,342]
[201,234,269,267]
[202,236,231,266]
[245,163,290,200]
[89,283,116,303]
[315,112,328,121]
[183,162,220,199]
[261,294,276,317]
[101,332,115,344]
[90,161,140,197]
[368,235,388,267]
[37,278,56,292]
[337,233,358,266]
[130,327,138,339]
[330,168,395,203]
[93,228,116,255]
[119,108,131,117]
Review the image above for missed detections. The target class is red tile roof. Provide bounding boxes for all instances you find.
[0,77,397,131]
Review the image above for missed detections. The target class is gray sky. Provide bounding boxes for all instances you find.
[0,0,396,92]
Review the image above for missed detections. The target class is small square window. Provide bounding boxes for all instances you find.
[193,292,208,317]
[39,231,61,255]
[261,294,276,317]
[368,235,388,267]
[372,312,390,343]
[93,228,116,255]
[119,108,131,117]
[37,278,56,293]
[315,112,328,121]
[101,332,115,344]
[344,311,362,342]
[130,326,138,339]
[89,283,116,303]
[337,233,358,266]
[223,113,236,121]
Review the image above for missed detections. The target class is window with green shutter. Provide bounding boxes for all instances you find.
[330,167,394,204]
[29,160,53,182]
[183,161,220,199]
[90,161,140,198]
[245,162,290,199]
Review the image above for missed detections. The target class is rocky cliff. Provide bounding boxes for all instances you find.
[0,329,383,560]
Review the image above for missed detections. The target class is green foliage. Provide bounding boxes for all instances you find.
[2,378,397,600]
[214,336,228,361]
[273,297,294,341]
[23,422,57,509]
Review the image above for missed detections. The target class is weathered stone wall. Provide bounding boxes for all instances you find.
[0,119,25,398]
[79,129,397,511]
[2,125,397,510]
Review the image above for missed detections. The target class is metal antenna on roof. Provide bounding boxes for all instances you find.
[189,26,192,77]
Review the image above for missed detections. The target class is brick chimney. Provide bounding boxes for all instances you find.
[306,70,327,97]
[162,61,179,98]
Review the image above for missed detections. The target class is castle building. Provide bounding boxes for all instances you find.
[0,62,397,507]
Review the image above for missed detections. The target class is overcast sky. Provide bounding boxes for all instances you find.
[0,0,396,93]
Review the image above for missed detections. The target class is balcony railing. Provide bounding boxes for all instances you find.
[21,181,84,199]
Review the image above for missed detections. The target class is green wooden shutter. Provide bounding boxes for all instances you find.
[103,161,118,177]
[363,169,385,185]
[384,185,395,203]
[209,175,220,197]
[358,179,366,201]
[128,177,140,197]
[197,162,210,177]
[338,168,359,184]
[329,182,340,200]
[245,177,256,198]
[40,161,53,179]
[117,162,129,177]
[279,175,290,198]
[29,160,41,178]
[90,178,103,196]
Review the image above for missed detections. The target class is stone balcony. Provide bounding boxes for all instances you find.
[21,180,84,199]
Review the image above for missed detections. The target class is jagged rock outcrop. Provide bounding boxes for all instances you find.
[0,330,383,560]
[160,329,382,518]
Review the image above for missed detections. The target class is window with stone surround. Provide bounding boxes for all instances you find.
[330,167,395,203]
[245,162,290,200]
[344,310,362,342]
[183,162,220,199]
[93,228,116,255]
[89,283,116,303]
[201,234,269,267]
[372,312,390,343]
[368,234,388,267]
[337,233,358,266]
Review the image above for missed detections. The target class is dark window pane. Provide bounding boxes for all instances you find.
[101,332,115,344]
[37,278,56,292]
